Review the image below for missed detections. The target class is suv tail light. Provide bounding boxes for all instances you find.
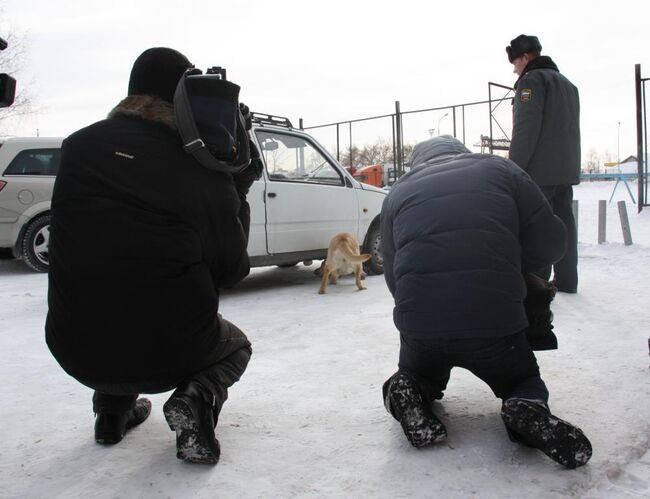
[0,180,6,192]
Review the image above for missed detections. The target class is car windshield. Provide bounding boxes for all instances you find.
[255,130,343,186]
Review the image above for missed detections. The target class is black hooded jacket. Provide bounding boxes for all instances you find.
[45,95,250,387]
[509,56,581,187]
[381,137,566,339]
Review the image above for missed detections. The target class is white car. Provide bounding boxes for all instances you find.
[247,114,385,274]
[0,137,61,271]
[0,115,386,274]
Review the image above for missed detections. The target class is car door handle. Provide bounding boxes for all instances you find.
[267,192,277,198]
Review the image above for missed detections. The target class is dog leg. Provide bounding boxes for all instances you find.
[318,267,331,294]
[355,264,367,291]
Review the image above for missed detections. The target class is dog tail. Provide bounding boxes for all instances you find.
[339,247,372,263]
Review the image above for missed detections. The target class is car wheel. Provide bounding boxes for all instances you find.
[21,215,51,272]
[363,223,383,275]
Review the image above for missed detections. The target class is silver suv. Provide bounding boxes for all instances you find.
[0,137,62,271]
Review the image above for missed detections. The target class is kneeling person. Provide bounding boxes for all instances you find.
[380,136,592,469]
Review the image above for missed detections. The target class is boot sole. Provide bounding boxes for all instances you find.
[501,399,592,468]
[95,433,124,445]
[389,375,447,448]
[163,398,220,464]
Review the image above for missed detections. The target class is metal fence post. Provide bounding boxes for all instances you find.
[598,200,606,244]
[635,64,644,212]
[336,123,340,162]
[395,100,403,176]
[452,106,457,138]
[349,121,353,167]
[617,201,633,245]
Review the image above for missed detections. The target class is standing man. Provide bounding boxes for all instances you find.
[381,136,592,469]
[46,47,258,464]
[506,34,581,293]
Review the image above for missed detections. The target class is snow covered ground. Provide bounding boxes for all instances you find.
[1,180,649,498]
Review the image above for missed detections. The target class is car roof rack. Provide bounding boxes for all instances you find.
[251,112,294,129]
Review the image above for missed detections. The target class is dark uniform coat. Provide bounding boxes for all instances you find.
[380,137,566,340]
[509,56,581,187]
[46,95,250,387]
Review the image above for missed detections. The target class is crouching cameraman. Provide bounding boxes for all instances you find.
[46,47,259,464]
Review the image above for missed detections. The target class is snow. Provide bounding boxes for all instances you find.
[2,180,649,498]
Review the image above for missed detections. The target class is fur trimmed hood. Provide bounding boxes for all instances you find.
[108,95,176,130]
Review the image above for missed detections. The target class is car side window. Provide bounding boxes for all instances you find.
[4,149,61,176]
[255,130,344,186]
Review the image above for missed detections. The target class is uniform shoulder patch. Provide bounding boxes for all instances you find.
[520,88,532,102]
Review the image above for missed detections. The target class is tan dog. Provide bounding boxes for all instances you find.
[317,232,371,294]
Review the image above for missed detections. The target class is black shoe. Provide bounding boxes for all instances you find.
[386,372,447,448]
[163,381,220,464]
[501,398,592,468]
[95,398,152,445]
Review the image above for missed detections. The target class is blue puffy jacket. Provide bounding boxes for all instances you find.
[381,137,566,339]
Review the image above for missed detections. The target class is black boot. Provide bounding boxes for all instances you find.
[501,398,592,469]
[385,372,447,448]
[95,398,152,445]
[163,380,221,464]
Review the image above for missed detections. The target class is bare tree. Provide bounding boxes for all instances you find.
[339,139,416,171]
[339,145,361,167]
[0,12,38,136]
[585,148,601,174]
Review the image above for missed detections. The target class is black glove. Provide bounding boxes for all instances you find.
[239,102,252,131]
[523,273,558,351]
[233,104,261,196]
[233,162,259,196]
[233,140,263,196]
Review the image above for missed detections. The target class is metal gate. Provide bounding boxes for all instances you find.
[485,82,514,154]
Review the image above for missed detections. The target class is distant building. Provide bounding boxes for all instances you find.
[604,155,639,174]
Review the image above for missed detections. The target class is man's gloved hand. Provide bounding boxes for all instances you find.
[233,141,263,196]
[240,102,252,131]
[233,103,262,196]
[233,161,260,196]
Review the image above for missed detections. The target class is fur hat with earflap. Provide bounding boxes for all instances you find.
[109,47,193,129]
[506,35,542,63]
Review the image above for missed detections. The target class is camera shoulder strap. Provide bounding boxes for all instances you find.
[174,73,251,174]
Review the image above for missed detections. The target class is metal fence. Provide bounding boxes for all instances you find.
[299,67,648,209]
[299,84,513,183]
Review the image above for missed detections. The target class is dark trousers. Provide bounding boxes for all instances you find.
[383,331,549,418]
[539,185,578,291]
[91,316,252,415]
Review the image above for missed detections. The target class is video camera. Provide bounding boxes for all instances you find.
[174,65,261,178]
[0,36,16,108]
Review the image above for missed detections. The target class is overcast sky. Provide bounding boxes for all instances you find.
[2,0,649,163]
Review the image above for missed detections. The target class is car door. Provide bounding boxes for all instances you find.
[254,129,359,254]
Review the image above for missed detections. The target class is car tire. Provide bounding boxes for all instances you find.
[21,215,51,273]
[363,223,383,275]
